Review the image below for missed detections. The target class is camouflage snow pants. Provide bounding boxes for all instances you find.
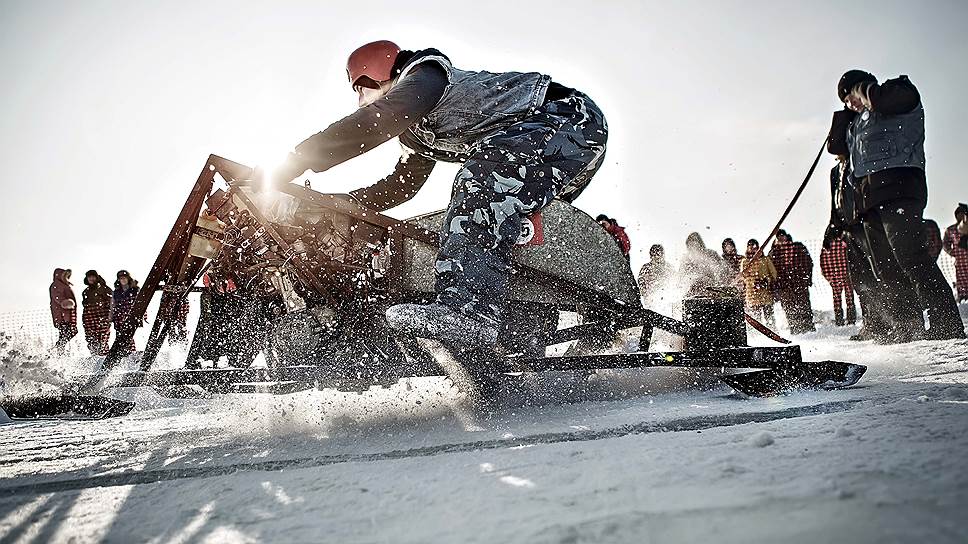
[435,90,608,321]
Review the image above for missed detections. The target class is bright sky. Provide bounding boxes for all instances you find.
[1,0,966,312]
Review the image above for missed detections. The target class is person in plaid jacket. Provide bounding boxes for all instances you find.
[820,238,857,326]
[81,270,113,356]
[943,203,968,301]
[769,230,816,334]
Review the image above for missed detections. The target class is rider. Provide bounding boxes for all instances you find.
[269,41,608,349]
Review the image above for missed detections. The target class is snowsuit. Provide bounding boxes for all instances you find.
[769,240,815,334]
[279,49,607,322]
[828,75,962,339]
[112,282,140,353]
[943,224,968,301]
[49,268,77,354]
[82,272,113,356]
[740,254,778,326]
[820,239,857,326]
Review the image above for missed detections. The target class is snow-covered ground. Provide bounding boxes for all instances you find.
[2,312,968,543]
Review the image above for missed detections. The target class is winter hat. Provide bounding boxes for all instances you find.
[84,269,99,286]
[838,70,877,101]
[595,214,612,223]
[956,203,968,215]
[117,270,131,280]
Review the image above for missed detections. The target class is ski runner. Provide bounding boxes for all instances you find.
[268,41,608,349]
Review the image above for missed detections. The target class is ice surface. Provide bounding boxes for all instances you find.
[1,312,967,542]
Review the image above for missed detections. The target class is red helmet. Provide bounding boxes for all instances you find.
[346,40,401,87]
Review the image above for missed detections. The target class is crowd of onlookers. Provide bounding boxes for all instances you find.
[47,268,188,356]
[597,203,968,342]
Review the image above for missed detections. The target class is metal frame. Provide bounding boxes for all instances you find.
[70,154,864,401]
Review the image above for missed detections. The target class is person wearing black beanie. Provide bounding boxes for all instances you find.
[826,70,964,341]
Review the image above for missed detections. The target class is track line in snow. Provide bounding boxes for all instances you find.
[0,399,861,497]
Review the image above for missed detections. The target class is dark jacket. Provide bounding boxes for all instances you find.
[112,282,140,327]
[82,273,114,313]
[49,268,76,326]
[827,76,927,212]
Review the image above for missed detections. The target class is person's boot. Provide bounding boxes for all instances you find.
[386,302,499,350]
[834,307,845,327]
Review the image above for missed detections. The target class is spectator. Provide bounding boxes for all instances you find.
[828,70,963,340]
[769,230,816,334]
[721,238,741,275]
[49,268,77,355]
[740,239,778,326]
[81,270,113,356]
[820,239,857,326]
[679,232,726,297]
[596,214,631,260]
[112,270,141,353]
[638,244,673,305]
[943,203,968,301]
[924,218,943,261]
[721,237,744,291]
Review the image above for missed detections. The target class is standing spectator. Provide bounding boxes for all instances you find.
[81,270,113,356]
[112,270,141,353]
[820,239,857,326]
[828,70,963,340]
[596,214,631,260]
[943,203,968,302]
[769,230,816,334]
[638,244,673,305]
[924,218,943,261]
[721,238,744,291]
[721,238,742,275]
[49,268,77,355]
[679,232,727,297]
[740,239,778,326]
